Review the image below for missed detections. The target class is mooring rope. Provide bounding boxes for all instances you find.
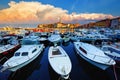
[113,65,118,80]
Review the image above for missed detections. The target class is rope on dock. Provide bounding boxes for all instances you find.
[113,65,118,80]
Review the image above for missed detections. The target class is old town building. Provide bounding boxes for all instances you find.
[110,17,120,29]
[95,19,111,27]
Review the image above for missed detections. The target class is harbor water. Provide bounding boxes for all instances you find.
[0,42,120,80]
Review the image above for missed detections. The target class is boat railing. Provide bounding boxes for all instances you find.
[89,53,114,64]
[110,46,120,51]
[0,57,8,62]
[103,45,120,54]
[88,53,111,60]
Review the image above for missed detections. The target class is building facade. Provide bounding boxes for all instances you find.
[110,17,120,29]
[95,19,111,27]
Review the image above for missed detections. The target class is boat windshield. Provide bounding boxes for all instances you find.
[14,52,20,56]
[21,52,28,56]
[21,39,40,45]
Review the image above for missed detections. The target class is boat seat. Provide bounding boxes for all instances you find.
[52,49,61,55]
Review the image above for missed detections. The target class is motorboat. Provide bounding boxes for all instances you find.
[39,32,48,44]
[39,37,48,43]
[48,31,62,44]
[1,44,44,72]
[0,44,20,55]
[101,43,120,64]
[1,37,44,72]
[62,32,70,43]
[70,35,80,42]
[48,46,72,79]
[63,36,70,43]
[80,34,96,42]
[94,34,110,41]
[0,37,20,58]
[48,34,61,43]
[74,42,116,70]
[23,35,40,41]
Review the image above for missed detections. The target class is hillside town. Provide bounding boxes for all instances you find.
[0,17,120,34]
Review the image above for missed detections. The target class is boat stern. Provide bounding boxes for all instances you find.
[61,74,69,79]
[59,64,71,79]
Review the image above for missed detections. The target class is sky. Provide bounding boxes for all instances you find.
[0,0,120,26]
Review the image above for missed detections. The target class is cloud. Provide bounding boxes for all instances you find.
[0,1,115,24]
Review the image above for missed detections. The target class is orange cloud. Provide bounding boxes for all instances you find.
[0,1,115,24]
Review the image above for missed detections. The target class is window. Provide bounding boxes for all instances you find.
[32,49,37,53]
[79,47,87,54]
[22,52,28,56]
[14,52,20,56]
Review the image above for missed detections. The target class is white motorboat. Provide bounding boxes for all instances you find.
[48,46,72,79]
[63,36,70,43]
[74,42,116,70]
[101,43,120,64]
[0,44,20,55]
[48,34,61,43]
[48,31,61,44]
[70,35,80,42]
[0,37,20,58]
[23,35,40,41]
[39,37,48,42]
[1,43,44,72]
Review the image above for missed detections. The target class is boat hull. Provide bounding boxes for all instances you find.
[74,42,115,70]
[48,46,72,79]
[75,47,110,70]
[7,44,44,72]
[0,44,20,58]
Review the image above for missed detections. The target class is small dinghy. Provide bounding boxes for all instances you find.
[48,46,72,79]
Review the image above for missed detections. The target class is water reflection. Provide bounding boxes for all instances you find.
[0,41,119,80]
[62,41,70,46]
[75,53,115,80]
[48,64,59,80]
